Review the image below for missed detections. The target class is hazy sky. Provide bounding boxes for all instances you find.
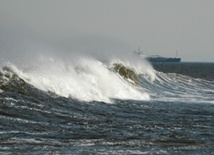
[0,0,214,62]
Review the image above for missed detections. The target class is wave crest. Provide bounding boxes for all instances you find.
[0,58,150,103]
[111,63,140,85]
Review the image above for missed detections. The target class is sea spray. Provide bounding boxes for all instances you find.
[1,56,152,103]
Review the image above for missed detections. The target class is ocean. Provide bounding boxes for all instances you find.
[0,58,214,154]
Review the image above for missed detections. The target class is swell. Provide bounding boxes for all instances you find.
[0,58,152,103]
[147,71,214,103]
[152,62,214,81]
[1,60,214,104]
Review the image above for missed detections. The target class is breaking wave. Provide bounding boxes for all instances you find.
[0,57,153,103]
[1,56,214,104]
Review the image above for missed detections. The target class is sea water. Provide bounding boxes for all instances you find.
[0,58,214,154]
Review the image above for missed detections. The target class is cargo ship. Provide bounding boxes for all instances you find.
[146,55,181,63]
[134,47,181,63]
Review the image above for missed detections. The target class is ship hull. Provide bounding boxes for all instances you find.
[146,57,181,63]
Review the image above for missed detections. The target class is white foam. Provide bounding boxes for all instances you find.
[14,57,150,103]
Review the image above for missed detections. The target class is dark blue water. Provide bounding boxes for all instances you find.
[0,62,214,154]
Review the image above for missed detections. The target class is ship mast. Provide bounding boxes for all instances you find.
[134,47,145,58]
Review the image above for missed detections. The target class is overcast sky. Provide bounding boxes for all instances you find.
[0,0,214,62]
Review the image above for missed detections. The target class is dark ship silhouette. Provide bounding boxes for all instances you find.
[146,55,181,63]
[134,47,181,63]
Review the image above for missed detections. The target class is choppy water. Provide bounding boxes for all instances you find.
[0,60,214,154]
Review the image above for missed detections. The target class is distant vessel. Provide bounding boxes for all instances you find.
[134,47,181,63]
[146,55,181,63]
